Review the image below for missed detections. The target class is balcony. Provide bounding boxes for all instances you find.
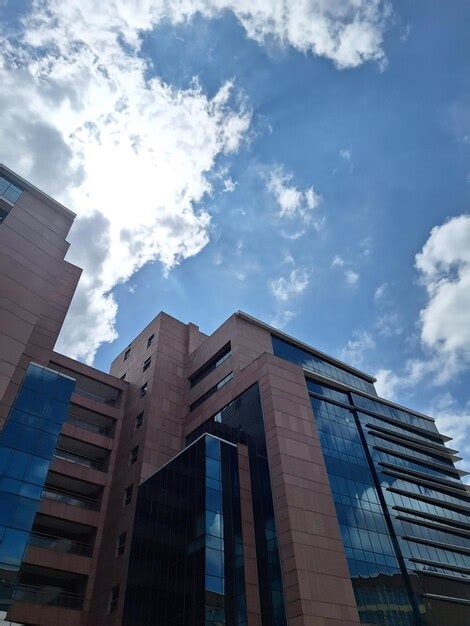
[43,472,102,511]
[12,584,84,609]
[13,565,87,610]
[29,532,93,557]
[53,434,109,472]
[29,514,95,557]
[67,403,115,437]
[50,361,122,408]
[42,487,99,511]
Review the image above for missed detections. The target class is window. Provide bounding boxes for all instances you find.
[108,585,119,613]
[124,484,133,506]
[140,382,148,397]
[0,175,23,203]
[129,446,139,466]
[135,411,144,430]
[124,347,131,361]
[120,373,126,381]
[0,199,11,225]
[143,357,151,372]
[116,532,126,557]
[189,343,231,388]
[189,372,233,412]
[147,334,155,348]
[272,335,376,395]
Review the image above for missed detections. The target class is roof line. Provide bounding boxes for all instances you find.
[0,163,76,219]
[236,310,377,383]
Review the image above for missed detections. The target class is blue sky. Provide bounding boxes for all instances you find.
[1,1,469,470]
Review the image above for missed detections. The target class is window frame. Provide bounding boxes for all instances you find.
[129,446,139,466]
[124,484,133,506]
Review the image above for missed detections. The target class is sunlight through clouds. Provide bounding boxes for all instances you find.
[0,0,392,363]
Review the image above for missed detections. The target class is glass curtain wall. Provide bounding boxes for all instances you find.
[0,363,75,611]
[308,379,470,626]
[123,434,247,626]
[187,384,287,626]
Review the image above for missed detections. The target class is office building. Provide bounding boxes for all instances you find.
[1,165,469,626]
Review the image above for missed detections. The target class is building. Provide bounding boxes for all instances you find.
[0,165,469,626]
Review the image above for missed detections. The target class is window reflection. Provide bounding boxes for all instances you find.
[0,364,75,606]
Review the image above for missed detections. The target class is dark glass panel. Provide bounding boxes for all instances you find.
[123,435,246,626]
[272,335,376,394]
[186,384,287,626]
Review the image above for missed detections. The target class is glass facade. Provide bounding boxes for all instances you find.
[353,394,470,625]
[0,363,75,610]
[190,343,232,388]
[187,384,287,626]
[123,434,247,626]
[272,335,377,395]
[0,175,23,204]
[189,372,234,412]
[308,380,470,626]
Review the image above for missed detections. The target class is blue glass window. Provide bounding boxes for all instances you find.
[273,335,376,394]
[310,386,417,624]
[0,363,75,601]
[0,175,23,204]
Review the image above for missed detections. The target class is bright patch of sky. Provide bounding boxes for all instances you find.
[0,0,469,473]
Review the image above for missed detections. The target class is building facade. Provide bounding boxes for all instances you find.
[0,166,469,626]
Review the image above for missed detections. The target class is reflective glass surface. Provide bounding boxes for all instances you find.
[307,382,470,625]
[0,364,75,606]
[310,393,417,625]
[123,435,247,626]
[187,384,287,626]
[189,372,234,412]
[272,335,377,395]
[354,400,470,620]
[190,343,232,388]
[0,175,23,204]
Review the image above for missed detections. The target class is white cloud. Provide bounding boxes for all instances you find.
[164,0,392,70]
[341,331,375,368]
[269,268,309,302]
[375,311,402,337]
[332,255,359,285]
[0,1,251,363]
[266,165,321,223]
[374,282,388,300]
[0,0,390,363]
[345,269,360,285]
[332,255,345,267]
[427,393,470,475]
[415,214,470,380]
[269,310,297,330]
[223,177,237,193]
[374,214,470,401]
[340,147,352,161]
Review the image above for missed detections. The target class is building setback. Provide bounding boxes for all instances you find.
[0,165,469,626]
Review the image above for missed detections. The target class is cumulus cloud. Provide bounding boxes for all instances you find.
[345,269,360,285]
[332,255,345,267]
[270,268,310,302]
[0,1,252,363]
[0,0,390,363]
[159,0,392,70]
[427,393,470,475]
[415,214,470,379]
[266,166,322,238]
[341,331,375,368]
[375,214,470,398]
